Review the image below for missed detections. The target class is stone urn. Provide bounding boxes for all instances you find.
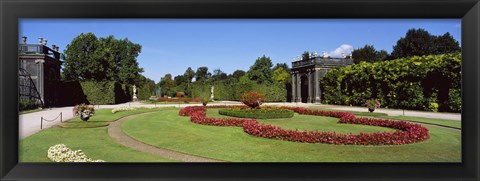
[80,110,92,121]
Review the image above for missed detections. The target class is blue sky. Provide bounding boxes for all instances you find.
[19,19,461,82]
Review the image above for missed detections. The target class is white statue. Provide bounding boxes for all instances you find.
[133,85,138,101]
[210,86,214,101]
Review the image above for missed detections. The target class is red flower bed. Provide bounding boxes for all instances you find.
[179,106,430,145]
[180,105,253,127]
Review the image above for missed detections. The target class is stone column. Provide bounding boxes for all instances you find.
[291,73,296,102]
[307,70,312,103]
[314,68,321,103]
[296,72,302,102]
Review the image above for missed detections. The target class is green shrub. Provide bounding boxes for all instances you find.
[80,81,131,105]
[321,53,461,112]
[218,107,294,119]
[19,100,37,111]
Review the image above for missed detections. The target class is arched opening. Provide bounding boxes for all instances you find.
[301,75,309,103]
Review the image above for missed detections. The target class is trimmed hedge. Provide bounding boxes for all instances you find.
[321,53,461,112]
[218,108,294,119]
[80,81,131,105]
[192,82,287,102]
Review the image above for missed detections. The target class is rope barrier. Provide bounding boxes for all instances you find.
[40,112,62,129]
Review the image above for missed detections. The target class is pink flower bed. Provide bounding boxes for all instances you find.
[179,106,429,145]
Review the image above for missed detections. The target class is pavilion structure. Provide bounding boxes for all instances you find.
[291,52,353,103]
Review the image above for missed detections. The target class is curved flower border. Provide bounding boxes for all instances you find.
[179,106,429,145]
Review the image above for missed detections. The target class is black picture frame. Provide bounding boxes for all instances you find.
[1,0,479,180]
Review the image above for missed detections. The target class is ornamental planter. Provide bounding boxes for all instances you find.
[368,108,375,112]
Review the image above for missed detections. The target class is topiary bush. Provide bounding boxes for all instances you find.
[219,107,294,119]
[240,91,266,108]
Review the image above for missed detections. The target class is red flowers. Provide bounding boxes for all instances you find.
[240,92,266,108]
[179,106,430,145]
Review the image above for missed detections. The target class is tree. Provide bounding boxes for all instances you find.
[273,67,291,85]
[247,55,273,84]
[231,70,246,80]
[62,33,143,84]
[174,75,186,86]
[351,45,388,64]
[211,68,228,81]
[62,32,102,81]
[136,75,156,100]
[159,74,175,97]
[390,29,460,59]
[195,67,210,82]
[302,51,311,60]
[434,32,461,54]
[183,67,195,86]
[273,63,290,74]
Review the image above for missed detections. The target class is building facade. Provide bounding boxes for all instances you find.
[291,55,353,103]
[18,38,62,108]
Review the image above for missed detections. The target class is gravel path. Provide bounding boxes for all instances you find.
[107,112,224,162]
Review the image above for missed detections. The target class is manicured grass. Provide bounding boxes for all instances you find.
[122,109,461,162]
[20,108,176,162]
[307,106,460,129]
[60,107,174,128]
[376,115,461,129]
[211,109,395,134]
[307,106,388,117]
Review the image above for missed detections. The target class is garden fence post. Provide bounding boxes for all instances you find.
[40,117,43,129]
[60,112,63,123]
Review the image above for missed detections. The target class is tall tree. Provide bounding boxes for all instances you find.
[247,55,274,84]
[231,70,246,80]
[351,45,388,64]
[273,63,290,74]
[62,33,143,84]
[62,32,102,81]
[174,75,186,86]
[159,74,175,96]
[211,68,228,81]
[390,28,460,59]
[183,67,195,86]
[302,51,311,60]
[434,32,461,54]
[195,67,210,82]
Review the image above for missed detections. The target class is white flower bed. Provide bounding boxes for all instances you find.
[111,107,137,114]
[47,144,105,162]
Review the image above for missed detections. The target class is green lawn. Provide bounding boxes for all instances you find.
[60,107,175,128]
[20,108,176,162]
[122,108,461,162]
[307,106,460,129]
[375,115,461,129]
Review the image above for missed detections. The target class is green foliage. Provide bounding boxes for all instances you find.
[159,74,175,97]
[273,67,291,85]
[195,67,210,82]
[247,55,273,84]
[19,100,37,111]
[351,45,388,64]
[137,85,153,100]
[447,88,461,112]
[321,53,461,112]
[80,81,131,104]
[62,33,143,85]
[391,29,460,59]
[218,108,294,119]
